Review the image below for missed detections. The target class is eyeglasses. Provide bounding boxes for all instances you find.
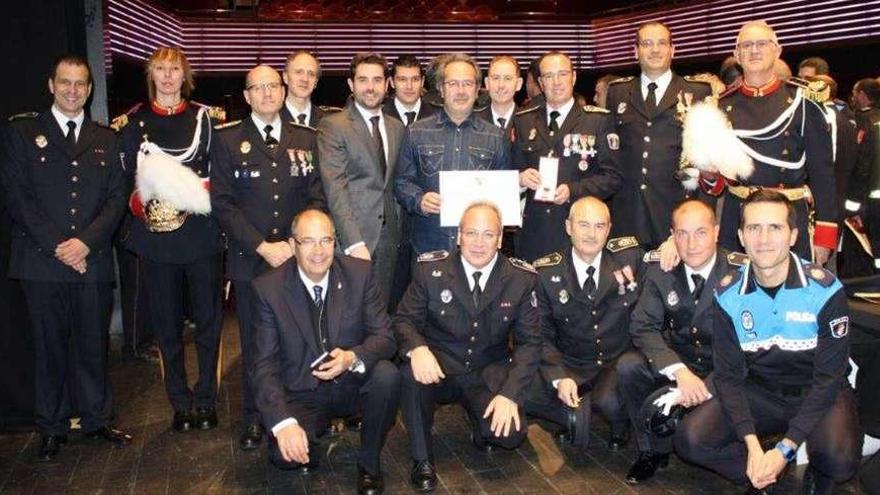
[736,39,776,52]
[246,81,283,92]
[461,230,499,242]
[293,236,336,248]
[444,79,477,89]
[539,70,572,82]
[637,39,671,49]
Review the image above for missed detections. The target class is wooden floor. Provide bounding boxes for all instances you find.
[0,313,865,494]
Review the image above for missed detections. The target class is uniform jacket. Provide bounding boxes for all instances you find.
[2,111,126,283]
[279,102,340,128]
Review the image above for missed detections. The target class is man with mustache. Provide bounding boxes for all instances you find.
[280,50,339,127]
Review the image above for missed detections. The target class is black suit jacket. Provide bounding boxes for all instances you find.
[382,97,437,127]
[249,255,396,429]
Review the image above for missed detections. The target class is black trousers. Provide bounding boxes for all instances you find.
[268,360,400,475]
[675,382,862,486]
[234,281,261,425]
[115,246,153,353]
[524,361,627,449]
[142,255,223,410]
[617,349,678,453]
[21,280,114,435]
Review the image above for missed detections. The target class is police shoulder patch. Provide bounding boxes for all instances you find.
[509,257,537,274]
[289,122,318,132]
[582,105,610,114]
[318,105,342,113]
[515,105,540,116]
[726,251,749,266]
[805,263,835,287]
[606,236,639,253]
[609,76,635,85]
[417,250,449,262]
[643,250,661,263]
[214,120,242,130]
[7,111,38,122]
[533,252,562,268]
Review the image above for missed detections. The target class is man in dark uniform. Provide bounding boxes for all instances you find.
[697,21,838,265]
[0,55,131,460]
[675,191,862,495]
[616,199,745,483]
[476,55,523,136]
[394,202,541,492]
[211,64,324,451]
[280,50,340,126]
[527,196,642,453]
[605,22,714,249]
[513,51,622,263]
[844,78,880,271]
[250,209,398,495]
[383,55,436,127]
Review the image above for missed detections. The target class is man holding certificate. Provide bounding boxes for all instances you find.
[513,51,623,263]
[394,52,512,255]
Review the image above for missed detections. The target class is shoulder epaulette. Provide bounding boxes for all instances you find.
[787,77,830,103]
[582,105,610,114]
[214,120,241,130]
[684,74,714,86]
[643,249,661,263]
[609,76,635,85]
[606,236,639,253]
[508,257,537,274]
[719,82,741,99]
[533,252,562,268]
[515,105,540,116]
[289,121,317,132]
[192,101,227,121]
[318,105,342,113]
[726,251,749,266]
[417,250,449,262]
[805,263,835,287]
[110,103,143,131]
[8,111,39,122]
[717,268,743,293]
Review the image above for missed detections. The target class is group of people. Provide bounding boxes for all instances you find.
[2,15,875,495]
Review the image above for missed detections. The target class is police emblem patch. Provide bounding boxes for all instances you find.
[35,135,47,148]
[441,289,453,304]
[578,160,589,171]
[617,102,627,114]
[667,290,679,306]
[531,290,538,308]
[741,310,756,338]
[829,316,849,338]
[607,133,620,150]
[240,141,251,154]
[529,128,537,141]
[559,289,569,304]
[551,275,561,283]
[432,270,442,277]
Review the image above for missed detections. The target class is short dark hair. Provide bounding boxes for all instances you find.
[487,55,520,77]
[635,21,673,45]
[51,54,92,85]
[740,189,796,229]
[856,78,880,105]
[349,52,387,80]
[671,199,716,227]
[719,56,742,86]
[798,57,830,76]
[536,51,572,74]
[392,55,424,77]
[285,50,322,80]
[527,58,541,82]
[596,74,621,87]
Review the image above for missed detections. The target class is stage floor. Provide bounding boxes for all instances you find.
[0,313,863,494]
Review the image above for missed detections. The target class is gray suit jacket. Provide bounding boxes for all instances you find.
[317,100,404,253]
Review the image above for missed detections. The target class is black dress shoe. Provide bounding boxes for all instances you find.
[470,429,494,453]
[358,465,384,495]
[172,409,193,432]
[625,451,669,484]
[744,484,775,495]
[239,423,264,451]
[608,427,630,451]
[37,435,67,461]
[410,460,437,492]
[193,406,218,430]
[86,426,133,446]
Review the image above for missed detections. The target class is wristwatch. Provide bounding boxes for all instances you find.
[775,441,797,462]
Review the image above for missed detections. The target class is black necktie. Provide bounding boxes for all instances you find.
[297,113,307,125]
[691,274,705,302]
[405,111,416,127]
[548,110,560,135]
[583,265,597,297]
[65,120,77,146]
[263,124,278,148]
[472,271,483,308]
[646,82,658,116]
[497,117,507,129]
[312,285,326,350]
[369,115,387,176]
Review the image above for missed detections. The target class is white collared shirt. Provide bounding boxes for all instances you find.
[571,248,602,289]
[546,97,575,129]
[640,69,673,103]
[394,97,422,126]
[298,267,329,303]
[51,105,84,141]
[491,104,515,128]
[354,102,389,163]
[684,252,717,294]
[461,253,499,291]
[250,113,282,142]
[285,99,312,126]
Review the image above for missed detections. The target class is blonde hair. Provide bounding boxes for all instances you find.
[146,46,195,102]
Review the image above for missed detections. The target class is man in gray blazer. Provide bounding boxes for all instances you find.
[318,52,405,307]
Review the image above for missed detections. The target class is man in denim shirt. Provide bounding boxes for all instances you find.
[395,53,512,255]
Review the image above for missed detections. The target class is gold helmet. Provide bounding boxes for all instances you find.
[144,199,188,232]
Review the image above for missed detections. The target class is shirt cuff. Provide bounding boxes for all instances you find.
[344,241,366,255]
[271,417,298,436]
[845,200,862,212]
[552,379,561,389]
[348,354,366,373]
[659,363,687,381]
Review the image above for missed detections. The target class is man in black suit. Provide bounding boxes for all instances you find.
[1,55,131,460]
[280,50,339,126]
[394,202,542,492]
[250,209,399,495]
[476,55,523,135]
[211,64,325,451]
[605,21,713,249]
[383,55,436,128]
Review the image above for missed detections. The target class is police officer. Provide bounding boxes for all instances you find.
[616,199,745,483]
[844,78,880,271]
[394,202,541,492]
[211,64,324,451]
[513,50,623,263]
[280,50,340,126]
[527,196,642,453]
[1,55,131,460]
[606,22,714,249]
[115,46,225,434]
[675,190,862,495]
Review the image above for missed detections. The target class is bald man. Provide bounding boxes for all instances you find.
[211,63,325,451]
[527,196,645,452]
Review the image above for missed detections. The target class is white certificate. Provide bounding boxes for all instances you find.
[438,170,522,227]
[534,156,559,202]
